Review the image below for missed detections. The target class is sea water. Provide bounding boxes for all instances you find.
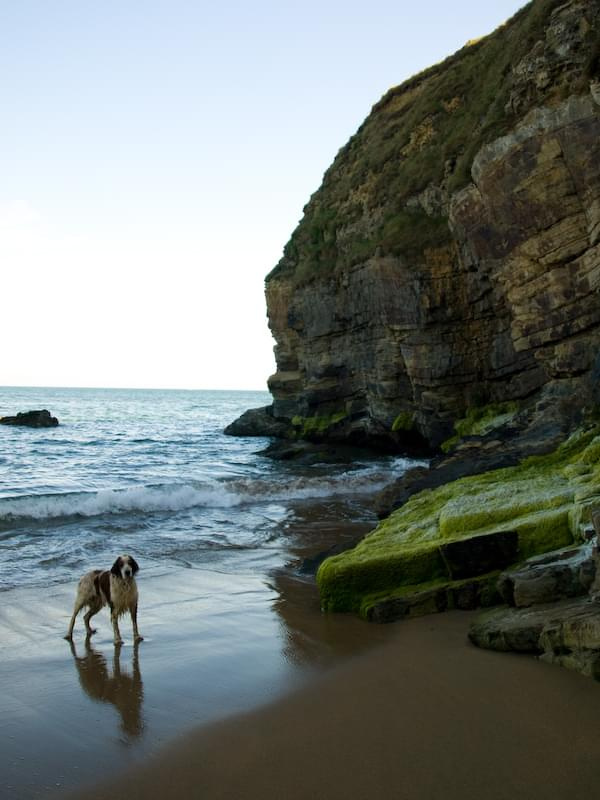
[0,386,426,797]
[0,386,419,593]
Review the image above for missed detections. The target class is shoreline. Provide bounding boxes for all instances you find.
[4,553,600,799]
[66,609,600,800]
[1,565,394,799]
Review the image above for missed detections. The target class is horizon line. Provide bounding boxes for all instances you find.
[0,384,271,393]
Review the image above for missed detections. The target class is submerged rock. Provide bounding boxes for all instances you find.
[0,409,59,428]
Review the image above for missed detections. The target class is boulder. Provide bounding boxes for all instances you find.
[469,597,600,679]
[0,409,58,428]
[497,544,595,607]
[223,406,290,438]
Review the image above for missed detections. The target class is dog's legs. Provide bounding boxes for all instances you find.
[84,599,102,636]
[64,597,85,640]
[111,607,123,645]
[131,603,143,642]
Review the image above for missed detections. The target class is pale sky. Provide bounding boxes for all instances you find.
[2,0,526,390]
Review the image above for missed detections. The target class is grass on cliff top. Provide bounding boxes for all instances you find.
[268,0,587,286]
[316,426,600,616]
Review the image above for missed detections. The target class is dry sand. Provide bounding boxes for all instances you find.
[69,610,600,800]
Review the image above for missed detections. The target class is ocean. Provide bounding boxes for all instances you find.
[0,386,418,594]
[0,386,429,797]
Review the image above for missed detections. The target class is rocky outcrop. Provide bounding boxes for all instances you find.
[223,406,290,438]
[496,542,595,606]
[469,598,600,679]
[468,521,600,680]
[374,386,578,518]
[229,0,600,453]
[317,426,600,618]
[0,410,59,428]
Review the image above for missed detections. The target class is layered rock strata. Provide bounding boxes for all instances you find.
[230,0,600,452]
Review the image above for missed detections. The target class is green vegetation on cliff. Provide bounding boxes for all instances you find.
[317,427,600,617]
[291,411,348,438]
[441,402,520,453]
[268,0,596,286]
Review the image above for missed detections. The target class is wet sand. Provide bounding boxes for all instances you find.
[67,610,600,800]
[4,567,600,800]
[0,566,392,799]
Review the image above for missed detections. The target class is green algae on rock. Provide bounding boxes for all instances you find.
[440,402,520,453]
[291,411,348,440]
[317,427,600,618]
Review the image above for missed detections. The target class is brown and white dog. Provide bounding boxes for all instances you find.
[64,555,143,645]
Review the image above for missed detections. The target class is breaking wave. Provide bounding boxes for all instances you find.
[0,457,420,525]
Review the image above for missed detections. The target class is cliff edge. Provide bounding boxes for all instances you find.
[230,0,600,453]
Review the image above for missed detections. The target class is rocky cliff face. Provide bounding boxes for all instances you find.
[261,0,600,450]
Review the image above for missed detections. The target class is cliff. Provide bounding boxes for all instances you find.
[250,0,600,452]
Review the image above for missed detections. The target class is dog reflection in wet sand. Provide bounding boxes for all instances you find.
[69,638,144,738]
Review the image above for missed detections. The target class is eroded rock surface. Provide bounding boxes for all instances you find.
[230,0,600,453]
[469,598,600,679]
[497,543,595,607]
[469,533,600,680]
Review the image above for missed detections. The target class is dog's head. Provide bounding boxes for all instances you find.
[111,554,139,580]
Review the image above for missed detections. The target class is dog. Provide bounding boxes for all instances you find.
[64,555,143,645]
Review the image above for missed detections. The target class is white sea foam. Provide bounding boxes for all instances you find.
[0,483,241,522]
[0,457,425,523]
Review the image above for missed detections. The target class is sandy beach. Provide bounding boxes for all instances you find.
[0,565,392,799]
[65,607,600,800]
[3,565,600,800]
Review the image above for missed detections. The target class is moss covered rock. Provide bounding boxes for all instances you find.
[317,427,600,617]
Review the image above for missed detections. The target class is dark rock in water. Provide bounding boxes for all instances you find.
[0,409,59,428]
[259,438,387,465]
[440,530,519,580]
[224,406,290,438]
[497,544,595,608]
[469,597,600,679]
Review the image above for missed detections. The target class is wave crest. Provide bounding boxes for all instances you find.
[0,458,422,524]
[0,483,240,523]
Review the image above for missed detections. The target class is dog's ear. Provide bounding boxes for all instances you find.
[129,557,140,575]
[111,557,122,577]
